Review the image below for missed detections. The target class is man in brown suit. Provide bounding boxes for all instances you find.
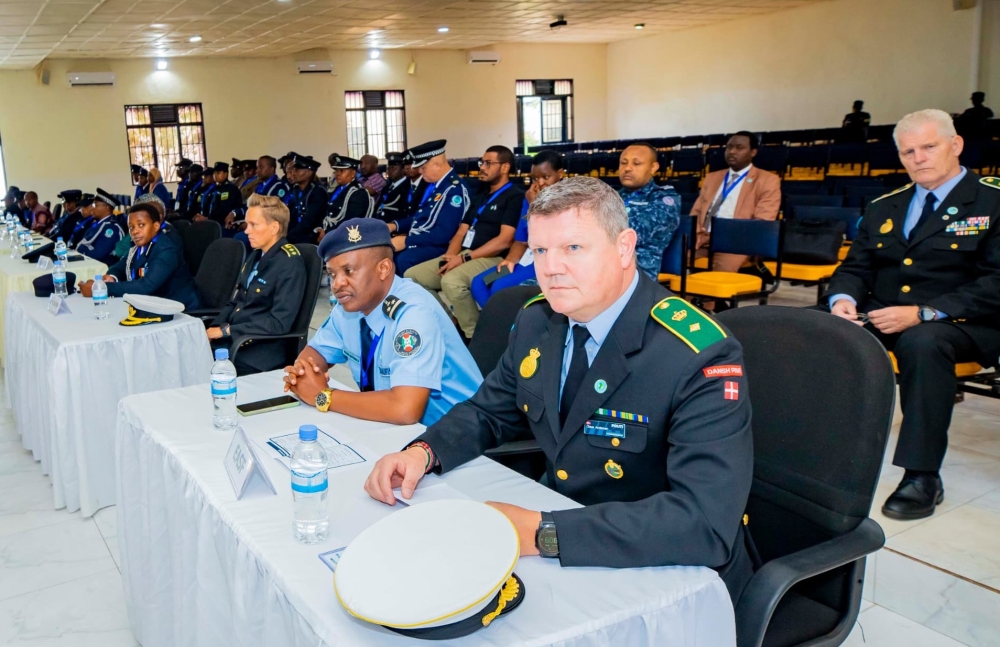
[690,131,781,272]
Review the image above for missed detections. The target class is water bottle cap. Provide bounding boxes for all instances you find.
[299,424,318,441]
[213,348,229,361]
[57,237,63,242]
[94,274,102,281]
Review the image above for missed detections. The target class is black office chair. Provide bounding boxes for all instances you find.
[179,220,221,276]
[715,307,892,647]
[187,238,246,320]
[229,244,322,371]
[470,284,548,480]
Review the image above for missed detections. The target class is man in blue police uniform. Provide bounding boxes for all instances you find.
[173,158,193,212]
[68,193,96,248]
[50,190,84,243]
[375,152,410,224]
[403,152,428,218]
[131,165,149,202]
[618,143,680,280]
[77,188,125,266]
[227,155,290,233]
[284,218,483,427]
[182,164,205,218]
[321,154,373,234]
[192,166,216,219]
[387,140,470,276]
[285,154,328,244]
[364,177,754,602]
[198,162,242,229]
[828,109,1000,520]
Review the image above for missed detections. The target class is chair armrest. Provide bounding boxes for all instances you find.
[485,439,542,457]
[188,307,222,318]
[736,517,884,647]
[229,331,308,363]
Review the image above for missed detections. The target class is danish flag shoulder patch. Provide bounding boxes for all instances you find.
[703,365,743,378]
[724,381,739,401]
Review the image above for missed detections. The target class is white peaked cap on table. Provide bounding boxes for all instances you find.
[334,499,524,639]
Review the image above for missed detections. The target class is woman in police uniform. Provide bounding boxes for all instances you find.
[78,204,201,310]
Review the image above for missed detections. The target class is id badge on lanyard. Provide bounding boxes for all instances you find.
[462,227,476,248]
[518,248,534,267]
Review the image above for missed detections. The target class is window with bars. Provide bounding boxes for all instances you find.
[516,80,573,149]
[345,91,407,160]
[124,104,207,183]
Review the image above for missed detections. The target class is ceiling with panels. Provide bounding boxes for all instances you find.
[0,0,829,69]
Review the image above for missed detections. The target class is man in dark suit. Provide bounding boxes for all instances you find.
[364,176,755,602]
[827,108,1000,520]
[375,152,410,224]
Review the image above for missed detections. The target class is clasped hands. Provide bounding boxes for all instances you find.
[831,300,920,334]
[282,355,329,405]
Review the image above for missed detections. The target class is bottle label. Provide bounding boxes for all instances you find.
[291,470,328,493]
[53,276,66,284]
[211,377,237,396]
[93,294,107,303]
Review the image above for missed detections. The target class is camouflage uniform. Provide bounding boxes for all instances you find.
[619,181,680,280]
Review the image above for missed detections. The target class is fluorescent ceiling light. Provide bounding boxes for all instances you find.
[438,27,449,33]
[189,35,202,43]
[634,23,645,30]
[156,59,168,70]
[369,48,381,59]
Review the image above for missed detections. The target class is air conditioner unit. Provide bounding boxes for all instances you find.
[296,61,334,74]
[467,50,500,65]
[67,71,115,87]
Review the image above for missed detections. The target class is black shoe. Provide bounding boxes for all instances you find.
[881,473,944,520]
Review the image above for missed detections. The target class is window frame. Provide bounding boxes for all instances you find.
[344,90,408,160]
[123,103,207,184]
[516,79,574,149]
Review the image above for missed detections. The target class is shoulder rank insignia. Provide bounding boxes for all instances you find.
[281,243,300,257]
[382,295,405,320]
[870,182,914,204]
[522,293,546,309]
[651,297,726,353]
[981,176,1000,190]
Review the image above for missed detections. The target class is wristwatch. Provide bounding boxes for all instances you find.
[535,513,559,558]
[462,252,472,263]
[314,388,334,413]
[221,323,231,337]
[918,305,938,323]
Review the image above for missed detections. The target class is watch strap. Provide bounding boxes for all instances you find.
[316,388,334,412]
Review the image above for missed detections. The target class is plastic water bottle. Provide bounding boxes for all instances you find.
[210,348,238,430]
[52,261,68,297]
[91,274,108,320]
[54,237,68,264]
[21,230,33,252]
[291,424,329,543]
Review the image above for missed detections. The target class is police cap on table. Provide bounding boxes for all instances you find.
[318,217,392,262]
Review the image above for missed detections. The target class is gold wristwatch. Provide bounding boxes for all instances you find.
[315,388,334,413]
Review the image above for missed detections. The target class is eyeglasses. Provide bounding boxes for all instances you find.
[478,159,502,169]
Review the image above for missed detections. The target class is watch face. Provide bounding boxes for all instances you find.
[919,307,935,322]
[537,527,558,557]
[315,391,329,408]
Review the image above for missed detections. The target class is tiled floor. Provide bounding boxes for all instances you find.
[1,282,997,646]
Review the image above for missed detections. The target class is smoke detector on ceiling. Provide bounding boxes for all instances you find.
[550,16,567,30]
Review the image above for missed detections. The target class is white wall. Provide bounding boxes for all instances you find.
[0,43,607,201]
[607,0,980,139]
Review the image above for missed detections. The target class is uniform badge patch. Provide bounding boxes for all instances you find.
[277,189,286,198]
[704,365,743,378]
[879,219,893,234]
[220,192,229,200]
[393,329,421,357]
[105,229,114,237]
[347,225,362,243]
[724,381,739,400]
[520,348,540,378]
[594,379,607,394]
[604,459,623,479]
[434,193,442,202]
[451,195,463,207]
[663,196,675,206]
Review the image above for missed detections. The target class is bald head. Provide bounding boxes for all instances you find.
[619,143,659,190]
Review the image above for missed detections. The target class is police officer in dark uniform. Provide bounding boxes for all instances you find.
[228,155,290,231]
[403,151,428,218]
[181,164,204,218]
[68,193,96,248]
[285,154,328,244]
[376,152,410,224]
[827,109,1000,520]
[840,100,871,143]
[77,188,125,266]
[208,193,308,375]
[50,190,84,243]
[173,158,193,212]
[322,154,373,233]
[365,176,754,602]
[132,165,150,202]
[200,162,242,228]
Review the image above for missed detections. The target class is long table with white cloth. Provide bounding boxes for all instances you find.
[116,371,736,647]
[0,234,107,364]
[5,291,212,516]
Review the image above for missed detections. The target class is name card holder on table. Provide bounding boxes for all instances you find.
[47,295,72,316]
[36,257,52,270]
[225,426,277,499]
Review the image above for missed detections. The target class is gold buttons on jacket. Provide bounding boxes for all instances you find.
[611,438,621,447]
[901,286,911,293]
[951,243,958,250]
[877,243,883,248]
[903,258,913,266]
[556,469,568,481]
[523,404,528,412]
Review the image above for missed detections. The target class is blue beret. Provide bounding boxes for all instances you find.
[318,218,392,261]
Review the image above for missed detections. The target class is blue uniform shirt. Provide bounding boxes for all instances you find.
[619,181,681,280]
[514,198,530,243]
[77,215,124,265]
[308,275,484,426]
[395,168,470,248]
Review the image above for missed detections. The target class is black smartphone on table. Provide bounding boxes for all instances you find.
[237,395,301,416]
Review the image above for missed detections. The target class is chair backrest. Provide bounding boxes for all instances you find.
[710,217,782,260]
[291,244,323,334]
[794,206,863,240]
[785,194,844,209]
[193,239,246,309]
[715,307,893,563]
[753,145,788,174]
[468,285,542,376]
[672,148,705,174]
[179,220,221,275]
[660,215,696,277]
[868,143,904,171]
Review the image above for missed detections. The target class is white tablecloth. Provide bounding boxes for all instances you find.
[5,291,212,516]
[115,371,736,647]
[0,235,107,364]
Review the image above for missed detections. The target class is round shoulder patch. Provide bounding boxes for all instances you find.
[105,228,114,237]
[663,196,675,206]
[450,195,463,207]
[277,188,286,197]
[393,329,421,357]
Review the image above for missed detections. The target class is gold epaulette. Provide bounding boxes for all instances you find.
[522,293,546,309]
[870,183,914,204]
[281,243,300,257]
[650,297,727,353]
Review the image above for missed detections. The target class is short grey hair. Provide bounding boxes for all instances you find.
[527,176,629,242]
[893,109,957,147]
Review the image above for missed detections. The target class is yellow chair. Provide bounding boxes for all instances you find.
[886,352,983,377]
[838,244,850,261]
[680,217,783,305]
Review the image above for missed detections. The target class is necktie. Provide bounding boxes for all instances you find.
[909,192,937,239]
[360,318,375,392]
[560,326,592,427]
